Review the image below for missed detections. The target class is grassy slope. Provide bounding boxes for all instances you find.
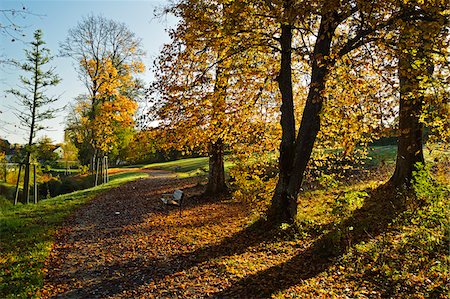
[272,179,449,298]
[142,156,233,178]
[0,171,148,299]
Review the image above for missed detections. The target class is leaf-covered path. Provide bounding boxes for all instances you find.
[42,170,251,298]
[40,169,449,298]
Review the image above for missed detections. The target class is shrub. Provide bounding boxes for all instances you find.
[412,162,448,204]
[230,156,277,216]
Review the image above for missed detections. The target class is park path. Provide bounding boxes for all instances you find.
[42,169,249,298]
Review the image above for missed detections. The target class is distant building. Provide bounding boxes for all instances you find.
[53,146,64,159]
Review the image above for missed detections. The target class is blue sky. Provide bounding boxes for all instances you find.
[0,0,176,144]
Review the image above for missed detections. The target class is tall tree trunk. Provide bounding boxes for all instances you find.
[268,14,337,224]
[389,19,436,187]
[23,44,40,204]
[22,153,31,204]
[206,138,227,194]
[267,23,296,224]
[389,56,425,186]
[206,45,229,195]
[286,17,336,205]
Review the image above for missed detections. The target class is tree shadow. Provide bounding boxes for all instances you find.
[46,176,280,298]
[210,184,406,298]
[47,179,405,298]
[48,218,278,298]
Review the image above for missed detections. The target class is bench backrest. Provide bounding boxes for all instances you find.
[173,189,183,201]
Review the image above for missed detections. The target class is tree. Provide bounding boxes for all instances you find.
[80,57,140,154]
[153,0,279,194]
[60,15,144,168]
[0,138,11,153]
[6,29,61,203]
[35,136,59,168]
[389,1,448,187]
[248,0,417,224]
[0,5,33,43]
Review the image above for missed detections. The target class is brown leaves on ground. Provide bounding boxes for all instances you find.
[40,172,448,298]
[41,171,253,298]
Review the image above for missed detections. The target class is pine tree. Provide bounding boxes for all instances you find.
[7,29,61,203]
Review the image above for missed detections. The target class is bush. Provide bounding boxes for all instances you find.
[39,174,94,198]
[230,156,277,216]
[0,195,13,208]
[0,183,15,201]
[412,162,448,204]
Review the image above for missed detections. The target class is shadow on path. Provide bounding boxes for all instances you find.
[46,173,405,298]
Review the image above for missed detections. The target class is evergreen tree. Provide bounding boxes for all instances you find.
[6,29,61,203]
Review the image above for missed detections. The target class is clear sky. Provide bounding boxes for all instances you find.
[0,0,176,145]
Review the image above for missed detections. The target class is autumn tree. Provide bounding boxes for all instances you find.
[389,1,448,187]
[231,0,423,224]
[153,0,279,194]
[67,58,142,167]
[6,29,61,203]
[61,131,79,169]
[61,15,144,168]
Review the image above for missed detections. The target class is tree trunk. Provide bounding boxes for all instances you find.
[268,14,337,224]
[286,17,336,204]
[23,43,40,204]
[206,139,227,194]
[267,23,296,224]
[205,41,229,195]
[22,153,31,203]
[388,20,435,187]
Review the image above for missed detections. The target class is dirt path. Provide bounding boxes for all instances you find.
[42,170,250,298]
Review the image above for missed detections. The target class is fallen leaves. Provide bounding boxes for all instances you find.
[41,173,448,298]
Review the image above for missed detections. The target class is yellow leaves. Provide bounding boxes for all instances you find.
[76,56,143,154]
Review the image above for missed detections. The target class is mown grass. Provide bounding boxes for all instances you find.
[366,145,397,166]
[366,144,449,168]
[0,171,148,299]
[142,156,233,177]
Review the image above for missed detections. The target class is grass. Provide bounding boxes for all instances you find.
[0,171,148,299]
[2,146,448,297]
[142,156,233,178]
[271,178,449,298]
[0,182,16,200]
[366,145,449,168]
[366,145,397,166]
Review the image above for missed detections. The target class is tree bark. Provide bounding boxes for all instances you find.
[268,13,337,224]
[388,21,435,187]
[23,41,40,204]
[286,17,336,205]
[206,138,227,194]
[205,42,229,195]
[267,23,296,224]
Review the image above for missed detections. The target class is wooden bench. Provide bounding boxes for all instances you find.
[160,189,184,215]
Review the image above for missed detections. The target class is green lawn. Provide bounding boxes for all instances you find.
[143,156,234,177]
[366,145,397,166]
[366,144,449,168]
[0,171,148,299]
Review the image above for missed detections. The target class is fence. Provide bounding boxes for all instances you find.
[0,162,39,205]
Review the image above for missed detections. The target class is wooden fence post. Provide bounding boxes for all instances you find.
[105,156,109,183]
[34,164,38,204]
[14,164,22,205]
[95,158,100,187]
